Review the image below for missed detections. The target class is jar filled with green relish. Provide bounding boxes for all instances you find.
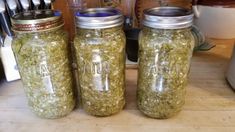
[137,7,195,119]
[74,8,126,116]
[11,10,76,119]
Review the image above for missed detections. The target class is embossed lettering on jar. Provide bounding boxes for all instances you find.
[137,7,195,119]
[11,10,75,119]
[74,8,126,116]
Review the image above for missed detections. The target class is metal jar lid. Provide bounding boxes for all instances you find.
[143,7,194,29]
[75,8,124,29]
[11,10,64,33]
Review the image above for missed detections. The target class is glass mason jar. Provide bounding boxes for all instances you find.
[74,8,126,116]
[11,10,76,119]
[137,7,195,119]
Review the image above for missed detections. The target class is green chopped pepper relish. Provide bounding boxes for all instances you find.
[137,7,195,119]
[11,10,75,119]
[74,8,126,116]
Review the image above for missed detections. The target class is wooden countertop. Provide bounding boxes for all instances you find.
[0,39,235,132]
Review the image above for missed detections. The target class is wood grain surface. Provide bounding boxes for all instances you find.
[0,39,235,132]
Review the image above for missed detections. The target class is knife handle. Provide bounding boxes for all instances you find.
[0,27,4,45]
[0,12,13,37]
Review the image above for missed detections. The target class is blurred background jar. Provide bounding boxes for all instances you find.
[11,10,76,119]
[57,0,87,41]
[137,7,194,119]
[74,8,126,116]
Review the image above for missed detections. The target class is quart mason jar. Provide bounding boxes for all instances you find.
[74,8,126,116]
[137,7,195,119]
[11,10,75,119]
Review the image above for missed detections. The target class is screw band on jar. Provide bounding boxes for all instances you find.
[75,8,124,29]
[11,10,64,33]
[143,7,194,29]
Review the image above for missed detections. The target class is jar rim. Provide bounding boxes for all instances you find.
[75,8,124,29]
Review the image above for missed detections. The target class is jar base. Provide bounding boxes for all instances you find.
[138,107,182,119]
[29,101,76,119]
[83,100,125,117]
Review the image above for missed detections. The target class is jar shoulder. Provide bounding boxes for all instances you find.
[139,28,194,49]
[12,30,68,54]
[74,28,126,49]
[13,30,67,44]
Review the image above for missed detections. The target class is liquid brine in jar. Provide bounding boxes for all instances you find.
[74,8,126,116]
[11,10,76,119]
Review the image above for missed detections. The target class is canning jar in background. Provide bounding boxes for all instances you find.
[137,7,195,119]
[11,10,76,119]
[74,8,126,117]
[100,0,121,7]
